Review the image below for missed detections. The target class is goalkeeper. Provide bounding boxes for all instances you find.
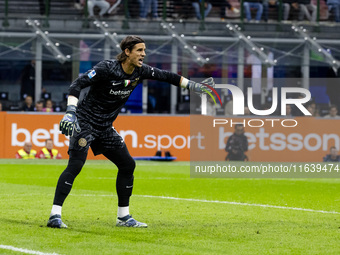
[47,35,214,229]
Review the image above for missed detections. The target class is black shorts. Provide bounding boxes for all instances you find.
[69,124,124,156]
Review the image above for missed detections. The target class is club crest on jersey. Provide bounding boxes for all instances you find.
[88,69,96,79]
[78,138,87,147]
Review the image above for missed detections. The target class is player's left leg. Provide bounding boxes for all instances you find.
[103,144,147,228]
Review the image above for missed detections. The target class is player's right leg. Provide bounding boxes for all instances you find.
[47,150,87,228]
[47,129,93,228]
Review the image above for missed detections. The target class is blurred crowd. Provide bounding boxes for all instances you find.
[69,0,340,23]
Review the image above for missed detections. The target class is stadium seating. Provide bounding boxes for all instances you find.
[0,0,334,22]
[0,0,82,17]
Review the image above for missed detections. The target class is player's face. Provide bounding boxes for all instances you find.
[127,43,146,67]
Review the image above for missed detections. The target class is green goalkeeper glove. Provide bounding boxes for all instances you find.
[59,105,81,137]
[187,77,215,94]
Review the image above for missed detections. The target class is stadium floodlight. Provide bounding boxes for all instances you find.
[161,22,207,66]
[93,20,121,53]
[26,19,67,64]
[226,23,276,67]
[292,25,340,73]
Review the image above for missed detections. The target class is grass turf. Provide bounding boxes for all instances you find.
[0,159,339,255]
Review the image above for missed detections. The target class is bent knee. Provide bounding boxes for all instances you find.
[118,158,136,177]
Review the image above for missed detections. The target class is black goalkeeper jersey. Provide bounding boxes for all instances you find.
[68,60,181,131]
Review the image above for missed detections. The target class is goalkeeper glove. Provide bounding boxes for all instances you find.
[187,77,215,94]
[59,105,81,137]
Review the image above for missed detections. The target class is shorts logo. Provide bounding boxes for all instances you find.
[78,138,87,147]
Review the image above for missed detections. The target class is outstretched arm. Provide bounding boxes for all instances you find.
[141,64,214,93]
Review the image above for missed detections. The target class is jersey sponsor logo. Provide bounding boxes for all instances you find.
[88,69,96,79]
[109,89,132,98]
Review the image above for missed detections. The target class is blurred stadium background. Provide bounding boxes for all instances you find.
[1,0,340,161]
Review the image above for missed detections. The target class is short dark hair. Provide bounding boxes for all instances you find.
[116,35,145,62]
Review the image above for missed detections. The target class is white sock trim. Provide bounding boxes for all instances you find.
[117,206,129,218]
[51,205,62,216]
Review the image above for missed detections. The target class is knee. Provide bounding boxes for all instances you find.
[118,158,136,177]
[66,150,87,176]
[65,158,85,177]
[126,159,136,176]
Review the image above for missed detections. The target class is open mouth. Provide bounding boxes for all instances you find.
[138,58,143,65]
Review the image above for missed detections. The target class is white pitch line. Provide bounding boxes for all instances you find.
[0,245,61,255]
[136,195,340,215]
[97,177,188,180]
[70,193,340,215]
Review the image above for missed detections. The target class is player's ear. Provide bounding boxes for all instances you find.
[125,48,130,57]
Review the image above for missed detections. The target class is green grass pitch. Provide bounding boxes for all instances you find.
[0,159,339,255]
